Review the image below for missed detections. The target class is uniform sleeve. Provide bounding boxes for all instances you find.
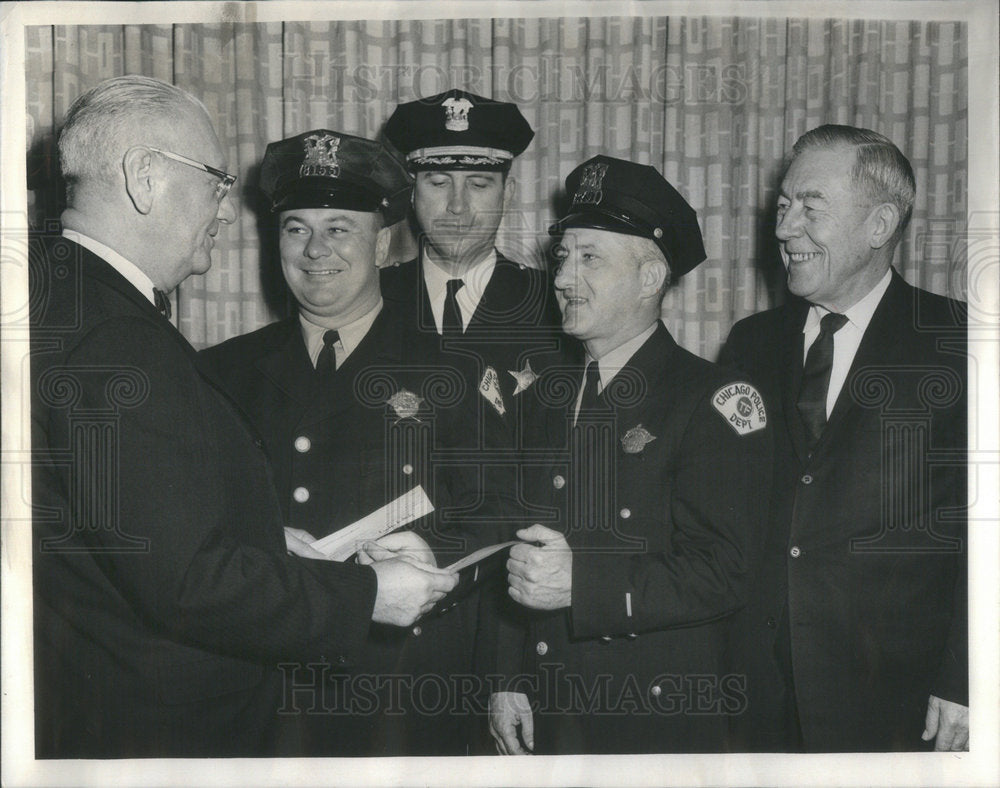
[570,385,772,638]
[47,317,378,666]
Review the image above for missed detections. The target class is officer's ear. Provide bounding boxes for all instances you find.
[638,255,669,300]
[867,201,901,249]
[502,174,516,212]
[373,225,392,268]
[122,146,156,215]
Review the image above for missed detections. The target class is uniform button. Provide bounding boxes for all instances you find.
[552,475,565,490]
[766,616,777,628]
[790,545,801,558]
[293,486,310,503]
[402,464,413,476]
[801,474,813,485]
[619,508,631,519]
[627,632,638,639]
[600,636,612,643]
[294,436,311,453]
[535,641,548,656]
[412,626,422,636]
[650,685,662,697]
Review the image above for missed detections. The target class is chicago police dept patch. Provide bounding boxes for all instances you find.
[712,382,767,435]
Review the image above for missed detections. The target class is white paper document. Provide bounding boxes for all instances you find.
[311,486,434,561]
[444,541,518,573]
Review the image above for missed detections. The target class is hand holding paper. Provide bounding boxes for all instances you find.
[358,531,437,567]
[371,557,458,626]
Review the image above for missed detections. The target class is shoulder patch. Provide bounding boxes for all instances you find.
[712,382,767,436]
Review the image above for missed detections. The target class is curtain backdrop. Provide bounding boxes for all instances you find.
[25,16,968,358]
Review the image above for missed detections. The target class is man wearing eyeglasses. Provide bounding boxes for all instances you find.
[29,75,456,758]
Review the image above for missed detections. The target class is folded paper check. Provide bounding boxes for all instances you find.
[308,486,518,572]
[311,486,435,561]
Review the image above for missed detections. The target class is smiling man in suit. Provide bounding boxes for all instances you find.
[202,129,476,755]
[720,125,968,752]
[490,156,772,755]
[30,77,456,758]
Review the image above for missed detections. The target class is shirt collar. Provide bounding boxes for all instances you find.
[62,229,158,306]
[299,298,383,367]
[588,321,659,390]
[803,268,893,333]
[422,248,498,308]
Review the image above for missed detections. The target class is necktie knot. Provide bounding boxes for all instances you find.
[819,312,848,335]
[316,329,340,379]
[153,288,171,319]
[442,278,465,334]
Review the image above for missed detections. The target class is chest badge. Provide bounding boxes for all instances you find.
[387,389,424,422]
[621,424,656,454]
[508,360,538,396]
[712,382,767,435]
[479,366,506,416]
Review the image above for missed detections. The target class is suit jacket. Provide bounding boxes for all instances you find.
[29,236,377,758]
[507,322,772,754]
[201,305,476,755]
[720,271,968,751]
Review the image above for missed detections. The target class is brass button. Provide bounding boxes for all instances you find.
[402,464,414,476]
[801,474,813,485]
[650,685,662,697]
[292,487,310,503]
[412,626,422,636]
[294,436,311,453]
[535,641,548,656]
[620,508,631,519]
[790,546,801,558]
[552,475,566,490]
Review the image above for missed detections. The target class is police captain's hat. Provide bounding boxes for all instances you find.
[383,89,534,172]
[259,130,412,224]
[550,155,707,279]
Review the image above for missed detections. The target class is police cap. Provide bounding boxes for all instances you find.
[550,155,706,278]
[259,130,412,223]
[384,89,534,172]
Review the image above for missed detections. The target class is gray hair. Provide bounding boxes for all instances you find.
[792,124,916,244]
[58,75,207,201]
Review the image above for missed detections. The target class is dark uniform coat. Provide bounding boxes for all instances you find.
[720,271,968,751]
[30,237,377,758]
[202,303,479,755]
[508,322,772,754]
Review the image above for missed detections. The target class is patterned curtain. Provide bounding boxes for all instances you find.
[25,17,968,358]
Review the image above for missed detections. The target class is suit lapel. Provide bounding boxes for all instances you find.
[818,272,909,451]
[254,319,316,407]
[780,300,812,464]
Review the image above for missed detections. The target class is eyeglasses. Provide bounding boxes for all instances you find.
[147,146,237,201]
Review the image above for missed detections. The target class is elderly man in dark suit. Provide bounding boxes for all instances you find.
[202,130,477,755]
[720,124,968,752]
[491,156,772,754]
[30,76,456,758]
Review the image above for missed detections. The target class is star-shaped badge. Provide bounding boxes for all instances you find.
[386,389,424,422]
[508,360,538,396]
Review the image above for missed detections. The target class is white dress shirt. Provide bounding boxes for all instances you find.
[422,249,497,334]
[802,269,893,417]
[300,298,383,369]
[62,229,157,307]
[574,321,659,423]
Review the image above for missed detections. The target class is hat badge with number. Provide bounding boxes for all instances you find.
[443,97,473,131]
[300,133,341,178]
[573,162,608,206]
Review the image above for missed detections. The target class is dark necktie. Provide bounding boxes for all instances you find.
[797,312,849,448]
[315,329,340,382]
[153,288,171,319]
[442,278,465,335]
[578,360,604,416]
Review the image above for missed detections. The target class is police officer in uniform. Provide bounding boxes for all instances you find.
[383,91,567,749]
[202,130,471,755]
[491,156,773,754]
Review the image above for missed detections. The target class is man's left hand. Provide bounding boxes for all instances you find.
[357,530,437,567]
[507,524,572,610]
[922,694,969,751]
